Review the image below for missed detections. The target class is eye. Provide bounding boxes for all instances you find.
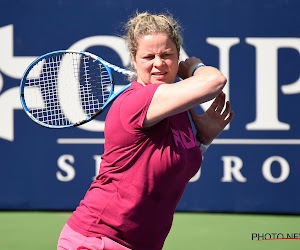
[161,53,172,59]
[143,55,155,60]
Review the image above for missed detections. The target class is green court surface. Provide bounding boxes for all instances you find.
[0,211,299,250]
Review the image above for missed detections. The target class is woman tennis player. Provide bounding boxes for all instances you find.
[58,11,233,250]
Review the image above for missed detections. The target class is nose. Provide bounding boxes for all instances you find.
[153,56,164,67]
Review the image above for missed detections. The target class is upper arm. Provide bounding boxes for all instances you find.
[144,66,227,127]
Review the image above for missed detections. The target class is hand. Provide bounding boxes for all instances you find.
[177,56,203,79]
[189,92,234,145]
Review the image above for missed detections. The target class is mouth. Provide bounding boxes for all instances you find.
[151,72,167,79]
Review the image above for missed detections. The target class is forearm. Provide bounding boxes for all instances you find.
[178,58,227,106]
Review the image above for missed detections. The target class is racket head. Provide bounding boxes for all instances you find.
[20,50,114,128]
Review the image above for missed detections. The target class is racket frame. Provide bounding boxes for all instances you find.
[20,50,133,128]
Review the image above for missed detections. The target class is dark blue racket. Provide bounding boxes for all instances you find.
[20,50,136,128]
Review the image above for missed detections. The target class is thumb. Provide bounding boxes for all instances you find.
[189,108,198,120]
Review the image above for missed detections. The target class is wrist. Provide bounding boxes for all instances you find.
[188,63,206,77]
[195,134,210,146]
[195,134,211,153]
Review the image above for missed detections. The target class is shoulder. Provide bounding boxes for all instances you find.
[118,81,162,108]
[117,81,163,130]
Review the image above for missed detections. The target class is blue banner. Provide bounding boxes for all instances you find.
[0,0,299,213]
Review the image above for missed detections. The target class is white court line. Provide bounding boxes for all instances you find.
[57,138,300,145]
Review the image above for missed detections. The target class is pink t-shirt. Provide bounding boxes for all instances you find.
[68,81,202,249]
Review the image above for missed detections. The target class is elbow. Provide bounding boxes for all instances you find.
[192,67,227,102]
[200,66,227,92]
[215,71,227,91]
[203,69,227,101]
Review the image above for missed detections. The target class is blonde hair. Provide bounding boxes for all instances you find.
[125,11,183,59]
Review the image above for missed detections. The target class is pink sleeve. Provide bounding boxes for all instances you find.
[119,83,162,133]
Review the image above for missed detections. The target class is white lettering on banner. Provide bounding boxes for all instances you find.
[0,87,23,141]
[205,38,240,129]
[56,154,291,183]
[262,156,290,183]
[93,155,102,181]
[245,38,300,130]
[189,168,201,182]
[0,25,38,79]
[0,24,39,141]
[221,156,247,182]
[56,155,76,182]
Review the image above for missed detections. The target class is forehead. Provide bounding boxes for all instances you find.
[136,33,177,53]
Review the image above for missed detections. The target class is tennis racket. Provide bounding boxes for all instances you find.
[20,50,136,128]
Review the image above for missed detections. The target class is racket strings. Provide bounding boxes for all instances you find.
[23,52,112,126]
[79,56,111,117]
[28,55,63,126]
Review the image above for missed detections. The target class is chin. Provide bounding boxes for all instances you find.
[151,77,173,84]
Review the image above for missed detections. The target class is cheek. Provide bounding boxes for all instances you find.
[167,56,178,68]
[135,61,152,82]
[173,62,179,71]
[138,62,151,74]
[170,61,179,74]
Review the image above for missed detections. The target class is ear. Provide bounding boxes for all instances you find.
[130,54,137,70]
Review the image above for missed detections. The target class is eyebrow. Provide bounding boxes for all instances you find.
[141,48,175,56]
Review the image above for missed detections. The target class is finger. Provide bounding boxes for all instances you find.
[221,101,231,118]
[224,110,234,124]
[208,93,222,111]
[215,92,226,113]
[189,108,198,120]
